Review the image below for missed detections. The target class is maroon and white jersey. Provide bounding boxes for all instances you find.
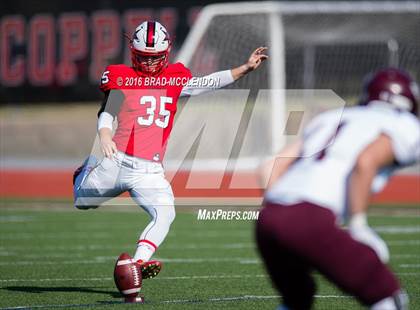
[265,102,420,218]
[99,63,192,162]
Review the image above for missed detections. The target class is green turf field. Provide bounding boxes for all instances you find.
[0,205,419,309]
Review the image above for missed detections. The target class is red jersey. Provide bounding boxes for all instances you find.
[99,63,192,162]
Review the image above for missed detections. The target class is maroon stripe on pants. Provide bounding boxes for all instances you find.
[256,201,400,308]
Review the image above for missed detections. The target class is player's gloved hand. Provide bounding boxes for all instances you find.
[100,136,118,158]
[348,213,390,263]
[244,47,268,73]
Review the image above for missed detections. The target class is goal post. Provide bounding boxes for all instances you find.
[175,1,287,170]
[178,0,419,93]
[172,1,419,172]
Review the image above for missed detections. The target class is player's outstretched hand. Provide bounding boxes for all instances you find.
[100,136,118,158]
[246,47,268,72]
[231,47,268,80]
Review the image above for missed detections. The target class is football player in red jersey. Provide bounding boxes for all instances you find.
[73,21,268,281]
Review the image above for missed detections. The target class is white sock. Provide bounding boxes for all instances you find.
[133,240,156,263]
[371,297,396,310]
[371,291,408,310]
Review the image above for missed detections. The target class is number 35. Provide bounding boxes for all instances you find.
[138,96,173,129]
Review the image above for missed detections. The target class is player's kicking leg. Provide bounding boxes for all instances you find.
[73,155,123,209]
[73,156,98,191]
[128,172,175,279]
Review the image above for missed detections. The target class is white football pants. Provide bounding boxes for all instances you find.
[73,152,175,248]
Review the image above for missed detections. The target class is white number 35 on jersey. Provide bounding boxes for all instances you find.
[138,96,173,129]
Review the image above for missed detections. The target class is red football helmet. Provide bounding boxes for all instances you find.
[360,68,419,115]
[129,21,171,75]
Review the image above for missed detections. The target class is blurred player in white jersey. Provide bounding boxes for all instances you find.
[257,68,419,310]
[73,20,267,282]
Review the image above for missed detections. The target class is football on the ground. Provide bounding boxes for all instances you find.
[113,253,143,303]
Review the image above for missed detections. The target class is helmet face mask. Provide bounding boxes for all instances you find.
[360,68,419,116]
[129,21,171,75]
[130,47,169,75]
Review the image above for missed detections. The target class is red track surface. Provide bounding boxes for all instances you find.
[0,170,419,204]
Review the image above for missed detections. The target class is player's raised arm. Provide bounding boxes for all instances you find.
[347,134,395,263]
[231,46,268,80]
[180,47,268,97]
[348,134,395,216]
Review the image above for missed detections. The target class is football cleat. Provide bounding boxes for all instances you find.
[72,165,86,185]
[137,260,162,279]
[124,295,145,303]
[73,155,98,186]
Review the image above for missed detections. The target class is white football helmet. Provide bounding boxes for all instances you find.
[130,21,171,75]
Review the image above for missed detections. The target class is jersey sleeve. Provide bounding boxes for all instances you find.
[97,89,125,118]
[383,112,420,166]
[180,70,235,97]
[99,65,120,92]
[303,114,323,139]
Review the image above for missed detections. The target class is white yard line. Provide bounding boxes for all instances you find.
[0,230,252,240]
[387,240,420,246]
[0,294,355,309]
[392,254,420,258]
[0,242,255,253]
[1,272,419,284]
[0,244,129,251]
[2,239,419,251]
[165,242,254,249]
[0,257,261,266]
[7,226,416,239]
[0,274,264,283]
[0,253,86,259]
[0,216,35,223]
[0,277,112,283]
[1,251,419,265]
[373,226,420,234]
[399,264,420,268]
[0,233,111,240]
[159,257,259,263]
